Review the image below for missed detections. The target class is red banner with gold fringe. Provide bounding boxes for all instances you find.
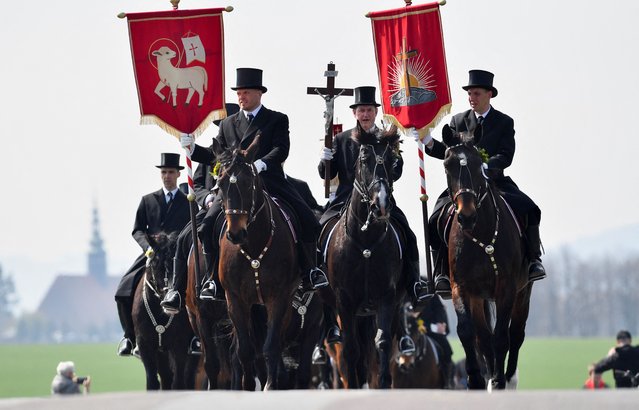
[126,8,226,138]
[369,2,451,138]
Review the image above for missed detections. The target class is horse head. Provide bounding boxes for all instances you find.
[442,124,487,232]
[351,125,399,226]
[145,232,177,295]
[215,133,262,245]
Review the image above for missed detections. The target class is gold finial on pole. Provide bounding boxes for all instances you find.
[225,6,234,12]
[170,0,180,10]
[117,12,127,19]
[439,0,447,5]
[405,0,412,6]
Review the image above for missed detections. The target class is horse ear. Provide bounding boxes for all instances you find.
[245,131,261,161]
[146,233,158,250]
[442,124,458,147]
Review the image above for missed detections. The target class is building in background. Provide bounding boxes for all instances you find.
[34,205,120,342]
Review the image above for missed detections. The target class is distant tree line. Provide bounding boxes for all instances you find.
[525,249,639,337]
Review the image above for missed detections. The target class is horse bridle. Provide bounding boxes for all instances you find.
[220,159,265,225]
[446,144,501,276]
[446,144,488,208]
[352,143,394,232]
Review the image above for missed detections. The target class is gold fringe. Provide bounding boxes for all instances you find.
[140,108,227,139]
[382,102,452,139]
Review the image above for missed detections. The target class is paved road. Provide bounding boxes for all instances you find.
[1,390,636,410]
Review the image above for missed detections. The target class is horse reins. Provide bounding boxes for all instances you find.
[352,144,393,232]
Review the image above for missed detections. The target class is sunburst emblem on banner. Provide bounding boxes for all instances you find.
[388,38,437,107]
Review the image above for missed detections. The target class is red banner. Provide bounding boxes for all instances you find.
[126,8,227,138]
[369,2,451,137]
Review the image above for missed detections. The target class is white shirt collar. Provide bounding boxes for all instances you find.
[162,188,178,201]
[475,106,491,119]
[244,105,262,120]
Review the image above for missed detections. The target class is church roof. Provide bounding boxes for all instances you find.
[37,274,120,330]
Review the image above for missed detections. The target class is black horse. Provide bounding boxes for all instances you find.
[323,127,406,388]
[132,232,198,390]
[441,125,533,390]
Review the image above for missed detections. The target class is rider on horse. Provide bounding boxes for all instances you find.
[115,153,190,356]
[161,68,329,313]
[420,69,546,298]
[318,86,431,304]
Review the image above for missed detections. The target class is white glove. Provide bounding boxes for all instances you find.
[406,127,420,142]
[254,159,267,174]
[145,247,155,260]
[204,192,215,208]
[180,133,195,155]
[320,147,334,161]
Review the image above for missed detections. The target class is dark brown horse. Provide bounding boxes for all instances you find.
[441,125,532,390]
[324,127,405,388]
[211,134,299,390]
[132,233,198,390]
[390,302,444,389]
[185,237,235,390]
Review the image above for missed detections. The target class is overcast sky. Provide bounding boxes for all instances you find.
[2,0,638,312]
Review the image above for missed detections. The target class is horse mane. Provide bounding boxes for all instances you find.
[351,123,400,149]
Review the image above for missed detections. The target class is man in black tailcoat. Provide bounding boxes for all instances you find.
[318,86,430,304]
[115,153,189,356]
[161,68,328,313]
[421,69,546,298]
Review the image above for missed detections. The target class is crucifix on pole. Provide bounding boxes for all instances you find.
[307,62,353,198]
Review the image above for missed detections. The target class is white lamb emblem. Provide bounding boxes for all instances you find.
[152,46,208,107]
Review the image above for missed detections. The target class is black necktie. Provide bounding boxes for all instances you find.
[247,113,254,123]
[167,191,174,205]
[477,115,484,125]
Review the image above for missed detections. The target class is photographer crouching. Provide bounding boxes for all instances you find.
[51,361,91,395]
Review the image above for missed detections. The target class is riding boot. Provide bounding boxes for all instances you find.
[160,257,187,314]
[116,298,135,356]
[199,235,226,302]
[407,260,431,304]
[188,336,202,356]
[312,345,328,365]
[434,249,452,300]
[526,225,546,282]
[299,241,329,292]
[323,305,342,344]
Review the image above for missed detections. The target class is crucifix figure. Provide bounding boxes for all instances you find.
[306,62,353,198]
[396,38,418,98]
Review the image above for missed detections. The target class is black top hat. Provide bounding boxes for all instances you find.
[462,69,498,97]
[349,86,381,109]
[230,68,267,93]
[214,103,240,126]
[156,153,184,170]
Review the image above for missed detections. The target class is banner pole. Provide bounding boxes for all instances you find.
[417,140,434,290]
[184,147,203,297]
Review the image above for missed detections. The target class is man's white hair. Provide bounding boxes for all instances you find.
[56,361,75,376]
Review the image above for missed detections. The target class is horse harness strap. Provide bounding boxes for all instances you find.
[461,186,501,277]
[291,291,314,330]
[143,273,175,349]
[238,192,275,305]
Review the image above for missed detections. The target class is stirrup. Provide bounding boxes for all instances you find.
[399,335,416,356]
[117,337,134,357]
[413,280,433,303]
[312,345,328,365]
[131,344,141,359]
[188,336,202,356]
[199,280,225,301]
[435,275,452,300]
[309,267,329,289]
[160,290,181,314]
[528,261,546,282]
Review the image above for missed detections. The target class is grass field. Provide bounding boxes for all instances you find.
[0,338,617,398]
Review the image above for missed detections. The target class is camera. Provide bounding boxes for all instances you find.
[75,376,87,384]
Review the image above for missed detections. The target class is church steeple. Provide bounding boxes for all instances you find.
[88,204,107,284]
